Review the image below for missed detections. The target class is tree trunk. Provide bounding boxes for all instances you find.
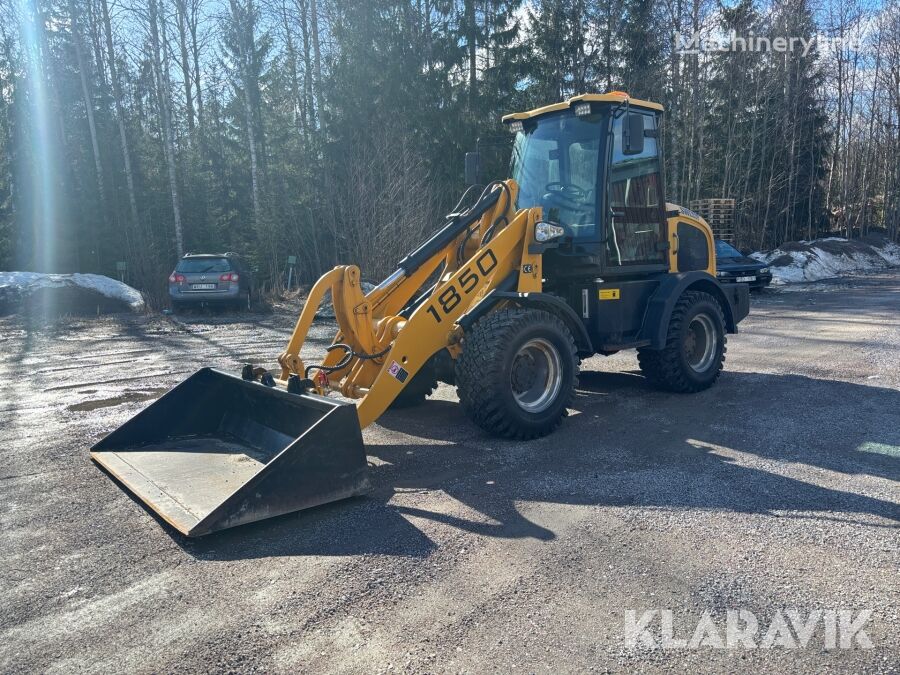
[465,0,476,108]
[99,0,140,234]
[69,0,106,267]
[149,0,184,257]
[85,0,108,92]
[840,47,860,238]
[279,0,303,136]
[858,29,883,235]
[244,88,262,228]
[175,0,195,134]
[297,0,314,132]
[310,0,324,121]
[229,0,262,228]
[189,8,204,129]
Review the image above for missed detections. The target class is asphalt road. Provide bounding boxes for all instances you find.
[1,272,898,673]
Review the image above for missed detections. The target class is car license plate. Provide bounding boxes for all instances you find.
[191,283,216,290]
[736,275,756,283]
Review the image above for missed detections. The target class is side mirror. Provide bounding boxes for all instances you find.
[464,151,481,186]
[623,113,645,156]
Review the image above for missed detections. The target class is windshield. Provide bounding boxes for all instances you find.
[176,258,231,273]
[510,111,604,240]
[715,240,742,258]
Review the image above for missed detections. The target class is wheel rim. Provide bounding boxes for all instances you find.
[510,337,563,413]
[684,313,717,372]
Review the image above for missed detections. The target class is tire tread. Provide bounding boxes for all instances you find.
[456,308,578,439]
[637,290,726,393]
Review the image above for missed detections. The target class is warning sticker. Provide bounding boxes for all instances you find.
[387,361,409,383]
[598,288,620,300]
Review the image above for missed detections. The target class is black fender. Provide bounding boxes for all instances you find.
[640,272,749,349]
[459,288,593,356]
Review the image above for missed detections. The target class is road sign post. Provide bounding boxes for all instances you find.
[286,255,297,290]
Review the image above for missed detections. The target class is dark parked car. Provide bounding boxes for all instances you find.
[168,252,254,310]
[715,240,772,290]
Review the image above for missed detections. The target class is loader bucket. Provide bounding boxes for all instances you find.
[90,368,369,537]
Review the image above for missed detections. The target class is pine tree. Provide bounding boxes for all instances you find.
[617,0,667,99]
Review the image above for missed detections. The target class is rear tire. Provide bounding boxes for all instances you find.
[389,360,438,408]
[431,348,456,385]
[455,308,578,439]
[231,291,251,312]
[637,290,726,392]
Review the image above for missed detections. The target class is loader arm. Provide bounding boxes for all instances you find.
[276,179,544,428]
[90,180,545,538]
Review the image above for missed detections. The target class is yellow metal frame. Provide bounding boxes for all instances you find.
[276,180,545,429]
[502,92,664,124]
[666,210,717,276]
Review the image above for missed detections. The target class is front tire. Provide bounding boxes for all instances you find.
[637,290,726,392]
[455,308,578,439]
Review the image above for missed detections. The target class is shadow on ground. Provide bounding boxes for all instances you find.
[164,369,899,561]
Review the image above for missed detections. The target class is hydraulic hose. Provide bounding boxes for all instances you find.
[455,180,512,265]
[304,343,393,379]
[396,183,503,276]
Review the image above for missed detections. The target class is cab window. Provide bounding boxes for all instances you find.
[568,139,599,194]
[511,113,601,240]
[606,113,666,267]
[677,222,710,271]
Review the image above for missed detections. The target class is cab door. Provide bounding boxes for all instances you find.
[604,111,668,274]
[589,110,668,346]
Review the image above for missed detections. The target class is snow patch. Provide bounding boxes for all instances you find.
[750,237,900,284]
[0,271,145,310]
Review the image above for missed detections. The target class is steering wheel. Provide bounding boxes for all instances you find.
[543,182,588,210]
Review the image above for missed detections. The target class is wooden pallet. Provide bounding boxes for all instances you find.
[690,199,736,243]
[691,198,735,206]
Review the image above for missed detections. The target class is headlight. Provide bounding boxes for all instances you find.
[508,120,523,133]
[534,221,565,242]
[760,267,770,274]
[716,271,728,278]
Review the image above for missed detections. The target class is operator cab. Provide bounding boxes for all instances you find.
[504,93,668,277]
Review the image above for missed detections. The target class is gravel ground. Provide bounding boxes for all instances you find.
[1,271,898,673]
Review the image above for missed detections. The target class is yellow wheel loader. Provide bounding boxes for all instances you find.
[92,93,749,536]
